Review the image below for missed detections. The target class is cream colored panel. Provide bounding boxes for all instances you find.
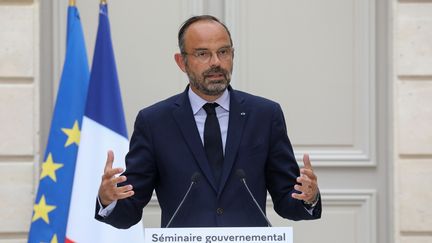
[236,0,353,146]
[226,0,376,165]
[397,2,432,76]
[398,81,432,155]
[0,5,33,77]
[399,160,432,232]
[401,236,432,243]
[0,85,34,155]
[0,163,33,233]
[268,191,376,243]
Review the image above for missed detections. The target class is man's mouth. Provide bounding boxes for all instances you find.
[206,73,225,79]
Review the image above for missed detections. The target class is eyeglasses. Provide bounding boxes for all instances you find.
[183,47,234,63]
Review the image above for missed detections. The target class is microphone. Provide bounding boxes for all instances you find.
[236,169,272,227]
[165,172,201,228]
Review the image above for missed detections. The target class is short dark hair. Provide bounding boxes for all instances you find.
[178,15,233,54]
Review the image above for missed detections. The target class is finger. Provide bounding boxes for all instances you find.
[294,182,312,193]
[104,150,115,173]
[99,182,132,202]
[110,175,128,185]
[296,174,312,185]
[115,185,135,199]
[303,154,312,169]
[116,189,135,200]
[102,167,124,180]
[291,192,307,201]
[294,184,307,192]
[297,176,317,190]
[296,175,316,190]
[293,185,316,202]
[293,191,317,202]
[300,168,317,180]
[116,184,133,193]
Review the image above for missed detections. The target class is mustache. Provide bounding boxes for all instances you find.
[203,67,228,77]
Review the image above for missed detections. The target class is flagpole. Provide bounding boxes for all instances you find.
[69,0,75,6]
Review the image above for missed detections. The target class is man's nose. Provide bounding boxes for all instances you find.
[209,52,222,66]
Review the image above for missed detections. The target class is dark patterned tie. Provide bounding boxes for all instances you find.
[203,103,224,187]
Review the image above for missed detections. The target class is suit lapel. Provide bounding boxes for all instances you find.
[218,90,247,196]
[172,88,218,192]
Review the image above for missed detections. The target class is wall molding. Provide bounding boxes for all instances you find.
[266,189,377,243]
[319,190,377,243]
[224,0,377,167]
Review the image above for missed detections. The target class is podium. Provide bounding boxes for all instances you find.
[144,227,293,243]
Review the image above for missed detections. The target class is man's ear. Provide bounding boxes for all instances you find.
[174,53,187,73]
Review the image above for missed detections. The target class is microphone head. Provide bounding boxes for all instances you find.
[236,169,246,180]
[191,172,201,183]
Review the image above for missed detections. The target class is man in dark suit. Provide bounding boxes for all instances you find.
[96,15,321,228]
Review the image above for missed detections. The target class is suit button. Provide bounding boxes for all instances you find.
[216,208,224,215]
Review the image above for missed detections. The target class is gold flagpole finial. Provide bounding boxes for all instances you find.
[100,0,107,4]
[69,0,76,6]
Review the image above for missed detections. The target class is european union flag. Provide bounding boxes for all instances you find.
[27,4,89,243]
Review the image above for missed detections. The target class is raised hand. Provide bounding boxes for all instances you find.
[98,150,134,206]
[291,154,319,203]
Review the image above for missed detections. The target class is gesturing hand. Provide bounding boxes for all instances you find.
[291,154,319,204]
[98,150,134,206]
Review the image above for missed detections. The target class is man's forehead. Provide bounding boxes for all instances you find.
[185,20,229,39]
[183,20,230,49]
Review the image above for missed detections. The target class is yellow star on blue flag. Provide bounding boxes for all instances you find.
[32,195,56,224]
[50,234,58,243]
[62,120,81,147]
[40,153,64,182]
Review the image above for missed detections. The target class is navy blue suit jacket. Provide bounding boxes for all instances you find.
[95,86,321,228]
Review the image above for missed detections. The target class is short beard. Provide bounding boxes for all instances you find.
[187,67,231,96]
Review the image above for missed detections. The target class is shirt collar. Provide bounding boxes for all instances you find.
[188,87,230,115]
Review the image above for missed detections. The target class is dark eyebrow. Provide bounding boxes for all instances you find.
[193,46,232,52]
[193,48,209,52]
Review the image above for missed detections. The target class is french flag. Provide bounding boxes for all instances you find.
[65,3,144,242]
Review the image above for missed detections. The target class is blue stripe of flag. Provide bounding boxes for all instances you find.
[85,4,128,139]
